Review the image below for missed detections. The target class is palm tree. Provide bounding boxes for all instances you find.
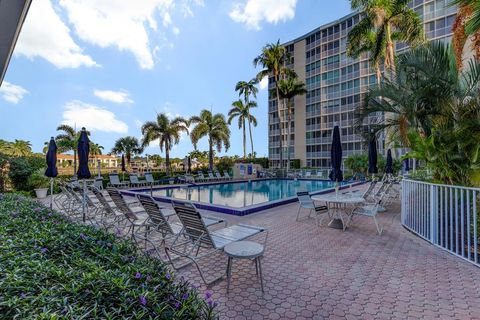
[89,143,104,160]
[235,78,259,156]
[55,124,84,175]
[111,136,143,168]
[140,113,189,176]
[357,41,480,148]
[348,0,424,78]
[277,75,307,170]
[190,109,231,171]
[253,40,294,169]
[451,0,480,69]
[228,100,258,159]
[2,139,32,157]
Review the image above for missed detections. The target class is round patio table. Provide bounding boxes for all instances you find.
[224,241,264,293]
[311,193,365,230]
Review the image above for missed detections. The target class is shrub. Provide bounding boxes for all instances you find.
[7,155,45,191]
[0,194,217,319]
[27,169,50,189]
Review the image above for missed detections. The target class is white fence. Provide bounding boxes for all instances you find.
[401,179,480,267]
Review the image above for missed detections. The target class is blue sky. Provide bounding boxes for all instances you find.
[0,0,351,158]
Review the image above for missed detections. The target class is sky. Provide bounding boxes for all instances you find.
[0,0,352,158]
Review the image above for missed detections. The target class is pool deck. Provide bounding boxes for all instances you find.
[47,183,480,319]
[169,186,480,319]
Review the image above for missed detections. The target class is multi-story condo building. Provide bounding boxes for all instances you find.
[268,0,458,169]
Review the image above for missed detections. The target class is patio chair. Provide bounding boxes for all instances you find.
[129,173,150,187]
[145,172,161,185]
[135,195,224,258]
[108,173,130,188]
[165,201,267,285]
[93,177,104,190]
[208,171,217,181]
[215,171,226,181]
[223,172,232,180]
[350,201,383,235]
[304,171,312,178]
[106,187,151,239]
[296,191,329,225]
[90,186,129,230]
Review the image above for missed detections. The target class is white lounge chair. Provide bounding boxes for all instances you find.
[145,172,161,185]
[108,173,130,188]
[166,200,267,285]
[129,173,150,187]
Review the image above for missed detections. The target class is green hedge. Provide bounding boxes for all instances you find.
[0,194,217,319]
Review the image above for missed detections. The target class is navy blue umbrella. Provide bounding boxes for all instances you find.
[187,156,192,173]
[329,125,343,182]
[45,137,58,178]
[368,133,378,175]
[385,149,394,174]
[121,154,126,172]
[404,158,410,172]
[77,128,91,179]
[45,137,58,209]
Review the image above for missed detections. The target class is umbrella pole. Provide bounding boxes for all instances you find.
[82,180,86,222]
[50,178,54,209]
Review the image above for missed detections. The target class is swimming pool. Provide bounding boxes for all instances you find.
[125,179,362,216]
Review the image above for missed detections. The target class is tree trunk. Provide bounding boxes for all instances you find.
[248,115,254,158]
[243,119,246,159]
[275,75,283,170]
[208,136,214,171]
[286,98,292,171]
[165,142,171,176]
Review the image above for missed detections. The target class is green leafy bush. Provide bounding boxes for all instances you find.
[27,169,50,189]
[0,194,216,319]
[7,155,45,191]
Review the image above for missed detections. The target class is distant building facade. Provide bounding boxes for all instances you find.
[57,154,118,168]
[268,0,458,168]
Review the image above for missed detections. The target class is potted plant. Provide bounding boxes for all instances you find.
[28,169,50,199]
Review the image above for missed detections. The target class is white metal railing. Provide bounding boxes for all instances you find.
[402,179,480,267]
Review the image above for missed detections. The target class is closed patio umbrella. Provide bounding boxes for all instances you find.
[329,125,343,184]
[328,125,344,230]
[77,127,91,222]
[368,132,378,178]
[45,137,58,209]
[404,158,410,172]
[385,149,394,175]
[187,156,192,173]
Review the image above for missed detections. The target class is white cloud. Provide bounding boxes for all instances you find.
[15,0,97,68]
[59,0,202,69]
[259,76,269,90]
[230,0,297,30]
[62,100,128,133]
[94,89,133,104]
[0,81,28,104]
[172,27,181,35]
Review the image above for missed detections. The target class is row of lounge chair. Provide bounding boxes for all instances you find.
[54,184,267,285]
[107,171,233,189]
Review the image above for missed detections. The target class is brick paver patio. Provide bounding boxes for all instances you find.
[171,197,480,319]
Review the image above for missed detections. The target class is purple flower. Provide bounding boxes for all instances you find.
[20,293,26,298]
[135,272,142,279]
[115,228,122,236]
[204,290,212,299]
[40,247,48,254]
[34,207,41,212]
[80,233,87,240]
[139,296,147,306]
[165,273,171,280]
[182,293,189,300]
[146,275,152,282]
[175,301,181,309]
[207,299,217,308]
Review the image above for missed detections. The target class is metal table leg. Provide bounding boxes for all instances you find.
[257,257,264,293]
[226,257,232,293]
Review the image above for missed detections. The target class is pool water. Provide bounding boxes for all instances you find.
[149,179,348,208]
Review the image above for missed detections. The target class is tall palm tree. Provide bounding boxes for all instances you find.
[111,136,143,168]
[55,124,85,175]
[140,113,189,176]
[228,100,258,159]
[190,109,230,171]
[451,0,480,69]
[253,40,294,169]
[235,78,259,156]
[278,75,307,170]
[348,0,424,78]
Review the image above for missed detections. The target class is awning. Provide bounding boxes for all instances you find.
[0,0,32,86]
